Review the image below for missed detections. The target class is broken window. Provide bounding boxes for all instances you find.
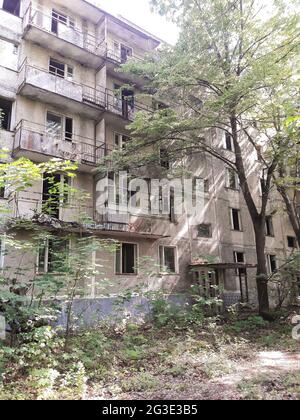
[265,216,274,237]
[122,88,135,120]
[120,44,133,64]
[231,208,242,231]
[0,98,12,131]
[115,243,138,275]
[2,0,20,16]
[159,246,177,274]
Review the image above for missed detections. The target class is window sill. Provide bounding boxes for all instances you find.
[225,187,240,192]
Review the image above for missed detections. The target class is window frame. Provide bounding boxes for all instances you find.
[2,0,21,17]
[230,208,242,231]
[115,242,139,275]
[159,245,178,275]
[267,254,277,274]
[265,216,275,237]
[48,57,74,81]
[197,223,212,238]
[46,110,74,142]
[37,237,70,274]
[226,168,239,190]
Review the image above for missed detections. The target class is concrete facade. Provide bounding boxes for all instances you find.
[0,0,299,319]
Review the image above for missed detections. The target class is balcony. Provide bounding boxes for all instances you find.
[18,61,106,120]
[13,120,106,171]
[22,4,106,69]
[105,88,153,123]
[93,213,170,239]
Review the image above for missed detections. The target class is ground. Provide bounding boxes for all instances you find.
[0,313,299,400]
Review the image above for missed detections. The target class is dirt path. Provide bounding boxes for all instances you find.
[89,351,300,400]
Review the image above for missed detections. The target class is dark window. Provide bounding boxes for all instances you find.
[49,58,65,78]
[65,117,73,141]
[265,216,274,237]
[231,209,241,231]
[122,88,135,119]
[159,246,176,273]
[268,255,277,273]
[287,236,297,248]
[160,148,170,169]
[51,9,68,34]
[120,44,133,64]
[116,243,137,274]
[0,98,12,131]
[225,133,233,151]
[0,187,5,199]
[2,0,20,16]
[169,188,175,223]
[197,224,212,238]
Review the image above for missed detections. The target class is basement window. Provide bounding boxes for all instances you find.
[0,98,12,131]
[159,246,177,274]
[115,243,138,275]
[231,208,242,231]
[2,0,21,17]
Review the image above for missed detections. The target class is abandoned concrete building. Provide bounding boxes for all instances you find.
[0,0,299,320]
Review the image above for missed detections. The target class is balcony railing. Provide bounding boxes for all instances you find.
[23,4,106,58]
[18,60,153,121]
[18,60,107,113]
[13,120,106,166]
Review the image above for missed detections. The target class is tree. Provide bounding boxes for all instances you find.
[105,0,300,316]
[273,115,300,247]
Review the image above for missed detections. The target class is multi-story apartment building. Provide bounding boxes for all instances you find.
[0,0,299,320]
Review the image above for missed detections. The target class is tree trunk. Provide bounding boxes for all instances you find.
[277,185,300,248]
[254,221,270,316]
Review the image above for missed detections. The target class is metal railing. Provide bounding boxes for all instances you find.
[14,120,106,166]
[18,59,153,121]
[23,3,106,57]
[18,59,107,109]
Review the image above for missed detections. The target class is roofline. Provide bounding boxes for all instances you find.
[82,0,162,46]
